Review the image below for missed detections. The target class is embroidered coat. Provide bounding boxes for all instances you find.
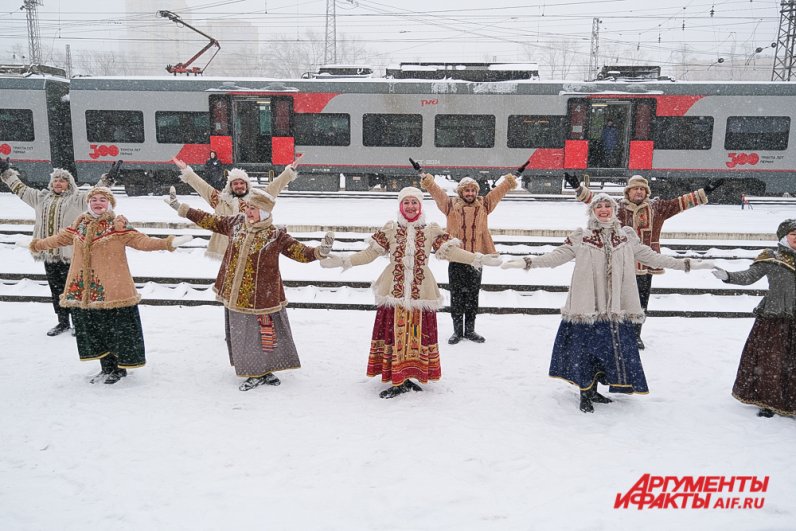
[577,186,708,274]
[528,225,695,323]
[179,166,297,260]
[29,212,177,309]
[178,205,320,314]
[344,220,482,310]
[422,173,517,254]
[722,246,796,317]
[1,168,109,263]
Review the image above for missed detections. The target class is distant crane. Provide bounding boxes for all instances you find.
[157,10,220,75]
[21,0,43,65]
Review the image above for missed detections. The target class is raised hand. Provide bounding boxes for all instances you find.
[318,231,335,257]
[564,172,580,190]
[0,157,11,174]
[172,158,188,171]
[704,178,725,194]
[288,153,303,171]
[106,160,123,184]
[164,186,180,211]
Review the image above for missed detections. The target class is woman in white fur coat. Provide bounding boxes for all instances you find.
[503,193,714,413]
[321,187,501,399]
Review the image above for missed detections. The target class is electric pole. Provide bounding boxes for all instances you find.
[324,0,337,64]
[588,18,601,81]
[772,1,796,80]
[21,0,43,65]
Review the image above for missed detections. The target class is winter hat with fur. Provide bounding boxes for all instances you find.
[86,186,117,208]
[587,192,620,230]
[48,168,77,192]
[398,186,424,203]
[224,168,252,193]
[244,189,276,221]
[624,175,651,200]
[776,218,796,240]
[456,177,479,197]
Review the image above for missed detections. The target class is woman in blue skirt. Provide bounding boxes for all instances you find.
[503,193,714,412]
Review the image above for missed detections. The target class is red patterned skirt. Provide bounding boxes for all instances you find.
[367,305,441,385]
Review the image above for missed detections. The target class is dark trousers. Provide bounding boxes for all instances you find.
[448,262,482,333]
[635,274,653,338]
[44,261,71,326]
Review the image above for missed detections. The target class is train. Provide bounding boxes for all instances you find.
[2,63,796,202]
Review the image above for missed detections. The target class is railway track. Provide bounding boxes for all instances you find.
[0,274,760,318]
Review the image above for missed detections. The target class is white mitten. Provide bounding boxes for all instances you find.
[172,235,193,247]
[689,259,716,270]
[164,186,180,211]
[318,231,335,258]
[712,268,729,280]
[320,254,345,269]
[15,238,32,248]
[473,253,503,268]
[178,169,191,183]
[501,257,529,269]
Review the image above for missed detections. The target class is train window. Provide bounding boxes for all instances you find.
[507,115,565,148]
[155,111,210,144]
[654,116,713,150]
[86,110,144,143]
[294,113,350,146]
[0,109,34,141]
[435,115,495,148]
[725,116,790,151]
[362,114,422,147]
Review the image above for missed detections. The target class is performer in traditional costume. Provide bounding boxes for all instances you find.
[321,187,501,398]
[25,187,192,384]
[166,187,333,391]
[712,219,796,418]
[503,193,714,412]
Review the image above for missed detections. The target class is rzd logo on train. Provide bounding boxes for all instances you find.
[89,144,120,159]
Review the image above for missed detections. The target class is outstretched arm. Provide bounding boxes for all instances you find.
[29,229,75,252]
[173,158,218,205]
[1,168,42,208]
[420,173,452,215]
[483,173,517,213]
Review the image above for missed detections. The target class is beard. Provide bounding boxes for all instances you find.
[231,189,248,198]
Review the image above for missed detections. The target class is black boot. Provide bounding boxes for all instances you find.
[46,322,70,337]
[104,368,127,385]
[379,385,410,399]
[403,380,423,392]
[579,391,594,413]
[448,314,464,345]
[90,356,117,384]
[757,408,775,418]
[262,373,281,386]
[587,385,613,404]
[464,314,485,343]
[634,324,645,350]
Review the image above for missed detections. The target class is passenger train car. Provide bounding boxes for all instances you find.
[2,63,796,201]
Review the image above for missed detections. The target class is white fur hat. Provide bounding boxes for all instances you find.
[226,168,251,187]
[398,186,423,202]
[48,168,76,191]
[624,175,651,200]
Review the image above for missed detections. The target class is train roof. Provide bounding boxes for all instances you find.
[66,75,796,97]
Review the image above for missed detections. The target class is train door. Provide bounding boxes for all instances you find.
[587,101,631,168]
[208,95,294,167]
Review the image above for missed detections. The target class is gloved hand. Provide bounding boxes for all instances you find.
[0,157,10,174]
[318,231,335,258]
[689,259,716,270]
[172,235,193,247]
[712,268,729,280]
[501,257,529,269]
[288,153,303,172]
[164,186,180,211]
[704,178,725,194]
[106,160,123,185]
[476,253,502,267]
[563,172,580,190]
[320,254,345,269]
[15,238,32,248]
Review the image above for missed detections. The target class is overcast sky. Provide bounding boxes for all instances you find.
[0,0,784,76]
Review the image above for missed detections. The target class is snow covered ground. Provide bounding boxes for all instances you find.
[0,186,794,530]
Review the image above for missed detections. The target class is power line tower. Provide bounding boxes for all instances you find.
[324,0,337,64]
[21,0,43,65]
[772,0,796,81]
[588,18,601,81]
